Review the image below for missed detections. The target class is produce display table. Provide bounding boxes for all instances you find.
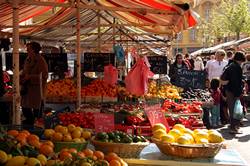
[125,144,248,166]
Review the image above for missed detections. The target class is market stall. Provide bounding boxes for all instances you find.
[0,0,248,166]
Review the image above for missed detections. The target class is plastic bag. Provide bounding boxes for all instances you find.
[103,64,118,86]
[233,99,244,120]
[125,58,154,96]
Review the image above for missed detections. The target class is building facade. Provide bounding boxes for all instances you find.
[172,0,217,56]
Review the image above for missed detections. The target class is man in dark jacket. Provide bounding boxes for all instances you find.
[220,51,246,134]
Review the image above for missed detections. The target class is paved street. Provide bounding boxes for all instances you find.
[217,113,250,165]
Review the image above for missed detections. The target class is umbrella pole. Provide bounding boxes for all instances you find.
[12,0,21,125]
[76,0,81,109]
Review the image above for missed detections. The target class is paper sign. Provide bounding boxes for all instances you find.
[94,113,115,133]
[144,104,170,131]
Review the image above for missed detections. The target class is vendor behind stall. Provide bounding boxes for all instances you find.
[169,53,188,85]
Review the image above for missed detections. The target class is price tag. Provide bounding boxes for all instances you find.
[144,104,170,131]
[94,113,115,133]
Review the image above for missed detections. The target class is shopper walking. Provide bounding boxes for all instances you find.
[21,42,48,126]
[209,78,221,128]
[220,51,246,134]
[207,49,228,81]
[194,56,204,71]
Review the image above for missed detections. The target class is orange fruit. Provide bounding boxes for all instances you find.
[109,159,121,166]
[52,132,63,142]
[60,148,69,153]
[68,148,77,154]
[7,130,19,137]
[40,144,54,156]
[58,127,68,135]
[82,149,93,157]
[67,124,76,133]
[59,151,72,161]
[17,132,28,139]
[28,139,41,149]
[93,151,104,160]
[63,134,72,142]
[72,129,81,139]
[16,135,27,146]
[77,152,85,158]
[81,131,91,139]
[27,134,39,142]
[20,130,30,136]
[43,140,54,149]
[54,125,63,132]
[105,152,118,162]
[44,129,55,139]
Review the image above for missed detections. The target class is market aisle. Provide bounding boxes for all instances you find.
[217,113,250,165]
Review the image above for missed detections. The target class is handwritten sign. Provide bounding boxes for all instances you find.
[175,69,207,89]
[144,104,169,131]
[148,56,168,74]
[83,53,115,72]
[42,53,68,72]
[94,113,115,133]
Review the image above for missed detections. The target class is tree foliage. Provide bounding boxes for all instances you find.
[202,0,250,40]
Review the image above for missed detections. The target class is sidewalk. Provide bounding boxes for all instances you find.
[217,113,250,165]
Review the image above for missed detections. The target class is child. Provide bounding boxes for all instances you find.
[210,78,221,128]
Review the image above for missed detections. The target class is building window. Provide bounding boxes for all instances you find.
[189,28,196,41]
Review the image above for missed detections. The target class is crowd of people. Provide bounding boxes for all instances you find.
[169,49,249,134]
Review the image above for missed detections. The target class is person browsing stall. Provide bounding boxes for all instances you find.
[220,51,246,134]
[21,42,48,126]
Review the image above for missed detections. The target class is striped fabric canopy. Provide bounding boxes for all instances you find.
[0,0,199,45]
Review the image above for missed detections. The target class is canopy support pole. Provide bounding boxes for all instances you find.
[12,0,21,125]
[76,0,81,109]
[97,10,101,53]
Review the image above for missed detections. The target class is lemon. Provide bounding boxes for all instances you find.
[153,129,167,139]
[152,123,166,132]
[176,135,191,144]
[6,156,26,166]
[193,129,202,134]
[37,154,47,165]
[202,129,208,133]
[168,129,182,140]
[196,138,209,144]
[183,128,194,138]
[208,132,224,143]
[26,157,41,166]
[173,124,186,133]
[183,133,194,143]
[161,134,175,143]
[208,129,219,134]
[0,150,8,164]
[194,131,208,143]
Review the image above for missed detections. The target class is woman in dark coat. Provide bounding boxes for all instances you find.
[169,53,188,85]
[21,42,48,126]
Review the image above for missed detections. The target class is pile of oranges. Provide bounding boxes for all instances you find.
[55,148,127,166]
[7,129,54,157]
[44,124,91,143]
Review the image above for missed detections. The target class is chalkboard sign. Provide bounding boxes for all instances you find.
[148,56,168,74]
[42,53,68,72]
[5,53,68,73]
[83,53,115,72]
[175,69,206,89]
[5,53,28,70]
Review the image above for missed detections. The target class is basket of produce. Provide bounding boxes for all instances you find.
[54,141,88,152]
[151,123,224,158]
[91,131,150,158]
[43,124,92,152]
